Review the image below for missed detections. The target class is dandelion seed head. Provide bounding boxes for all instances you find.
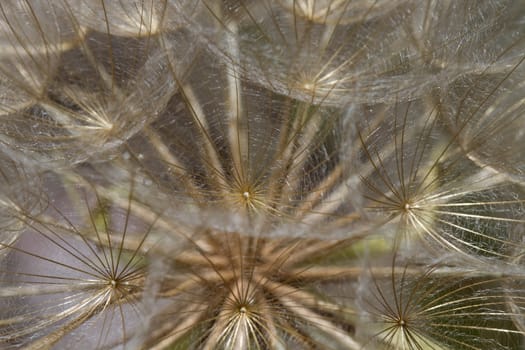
[1,1,525,349]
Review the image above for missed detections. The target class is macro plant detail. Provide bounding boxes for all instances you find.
[0,1,524,350]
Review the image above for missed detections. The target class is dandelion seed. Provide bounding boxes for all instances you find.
[136,230,364,349]
[118,49,368,239]
[355,98,525,260]
[173,0,522,105]
[357,258,525,349]
[0,173,157,348]
[0,3,186,167]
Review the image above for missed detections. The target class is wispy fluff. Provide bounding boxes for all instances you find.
[0,1,524,349]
